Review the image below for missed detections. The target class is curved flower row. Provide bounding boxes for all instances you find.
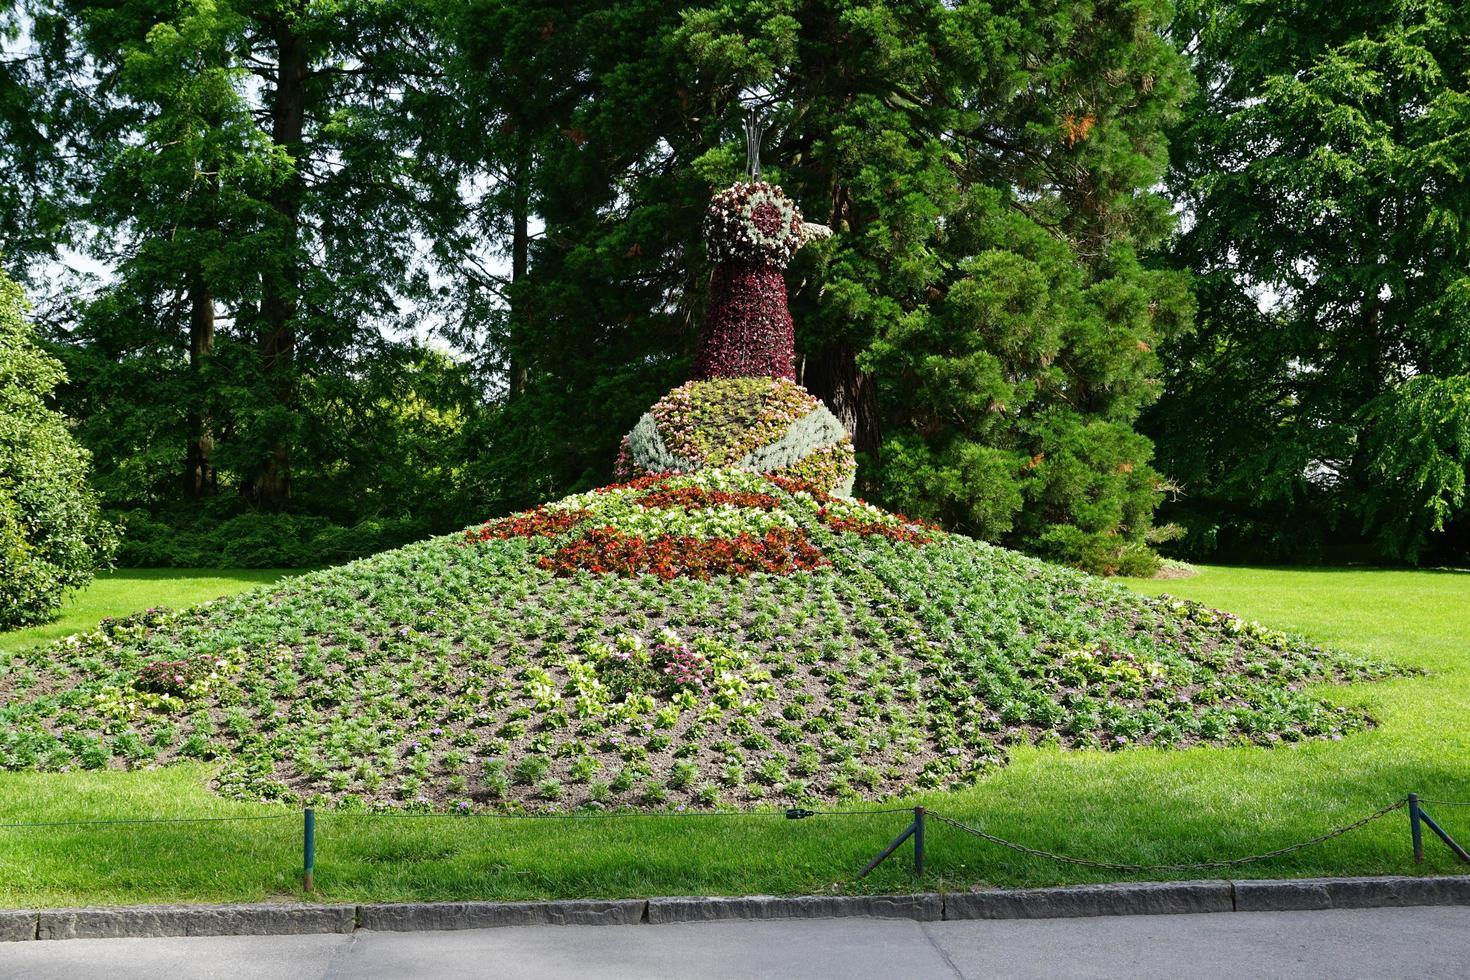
[539,527,827,580]
[463,470,939,580]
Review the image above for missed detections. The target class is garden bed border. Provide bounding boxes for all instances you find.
[2,875,1467,941]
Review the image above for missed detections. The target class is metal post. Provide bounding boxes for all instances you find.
[1409,793,1424,863]
[858,820,916,878]
[1419,808,1470,865]
[303,808,316,893]
[913,806,926,876]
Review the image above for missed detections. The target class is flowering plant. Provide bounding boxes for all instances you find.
[692,181,831,380]
[704,181,807,268]
[135,653,238,698]
[615,377,856,496]
[462,469,937,581]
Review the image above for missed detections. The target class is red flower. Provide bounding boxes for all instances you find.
[464,508,590,543]
[538,527,827,580]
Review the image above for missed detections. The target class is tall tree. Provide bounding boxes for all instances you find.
[1157,0,1470,561]
[40,0,461,516]
[478,0,1192,572]
[0,2,78,277]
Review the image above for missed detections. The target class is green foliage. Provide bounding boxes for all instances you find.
[0,564,1466,905]
[1357,375,1470,560]
[10,0,483,561]
[111,509,429,569]
[1156,0,1470,562]
[0,271,115,628]
[494,0,1193,573]
[5,0,1194,573]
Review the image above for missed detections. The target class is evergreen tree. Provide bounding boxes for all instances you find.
[478,0,1193,572]
[1157,0,1470,562]
[36,0,469,521]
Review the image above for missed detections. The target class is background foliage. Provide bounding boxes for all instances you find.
[1,0,1467,579]
[1155,0,1470,563]
[0,270,115,628]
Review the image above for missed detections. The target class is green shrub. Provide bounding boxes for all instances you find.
[111,508,429,568]
[0,271,116,628]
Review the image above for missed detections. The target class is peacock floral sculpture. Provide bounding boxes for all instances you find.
[615,115,857,496]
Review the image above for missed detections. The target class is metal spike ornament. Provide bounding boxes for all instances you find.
[744,108,767,180]
[692,112,833,382]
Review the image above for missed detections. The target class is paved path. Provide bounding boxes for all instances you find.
[1,907,1467,979]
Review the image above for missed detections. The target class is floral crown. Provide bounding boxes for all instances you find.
[703,181,831,268]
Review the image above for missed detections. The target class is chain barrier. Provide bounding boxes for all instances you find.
[319,805,916,821]
[3,794,1465,895]
[927,800,1409,874]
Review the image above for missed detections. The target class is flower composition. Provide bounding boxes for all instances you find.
[692,181,830,382]
[0,503,1404,814]
[0,173,1413,819]
[466,469,930,580]
[615,378,857,496]
[703,181,807,268]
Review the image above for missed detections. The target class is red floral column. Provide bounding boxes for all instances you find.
[693,181,826,382]
[692,261,796,381]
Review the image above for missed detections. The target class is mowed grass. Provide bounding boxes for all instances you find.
[1,564,1467,907]
[0,569,305,655]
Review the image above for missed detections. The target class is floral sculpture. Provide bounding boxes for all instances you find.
[616,171,855,494]
[692,181,830,381]
[614,377,857,495]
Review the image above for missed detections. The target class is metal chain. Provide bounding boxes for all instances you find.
[324,805,917,822]
[929,800,1407,874]
[1417,799,1470,807]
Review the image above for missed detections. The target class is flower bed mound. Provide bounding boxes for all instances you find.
[0,471,1402,814]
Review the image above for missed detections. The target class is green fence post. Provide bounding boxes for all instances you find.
[1409,793,1424,864]
[914,806,926,876]
[303,807,316,893]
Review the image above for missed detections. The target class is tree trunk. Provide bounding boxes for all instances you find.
[507,139,530,399]
[185,269,215,496]
[803,338,879,460]
[253,14,307,506]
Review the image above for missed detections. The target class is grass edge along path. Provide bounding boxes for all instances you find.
[0,564,1467,907]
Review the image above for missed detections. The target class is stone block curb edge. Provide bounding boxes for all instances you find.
[1,876,1466,941]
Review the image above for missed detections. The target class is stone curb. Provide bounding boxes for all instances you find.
[2,876,1466,942]
[34,903,356,941]
[358,899,645,932]
[946,880,1234,919]
[647,894,942,923]
[1233,875,1470,912]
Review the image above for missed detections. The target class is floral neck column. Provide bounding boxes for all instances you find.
[692,181,829,382]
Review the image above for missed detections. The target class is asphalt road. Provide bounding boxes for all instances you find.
[1,907,1466,979]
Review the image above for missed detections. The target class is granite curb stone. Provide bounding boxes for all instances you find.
[5,877,1469,942]
[647,894,941,924]
[1233,875,1470,912]
[0,910,36,942]
[944,880,1234,919]
[357,899,646,931]
[35,903,355,940]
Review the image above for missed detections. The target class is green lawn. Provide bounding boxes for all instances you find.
[0,569,305,655]
[1,564,1467,907]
